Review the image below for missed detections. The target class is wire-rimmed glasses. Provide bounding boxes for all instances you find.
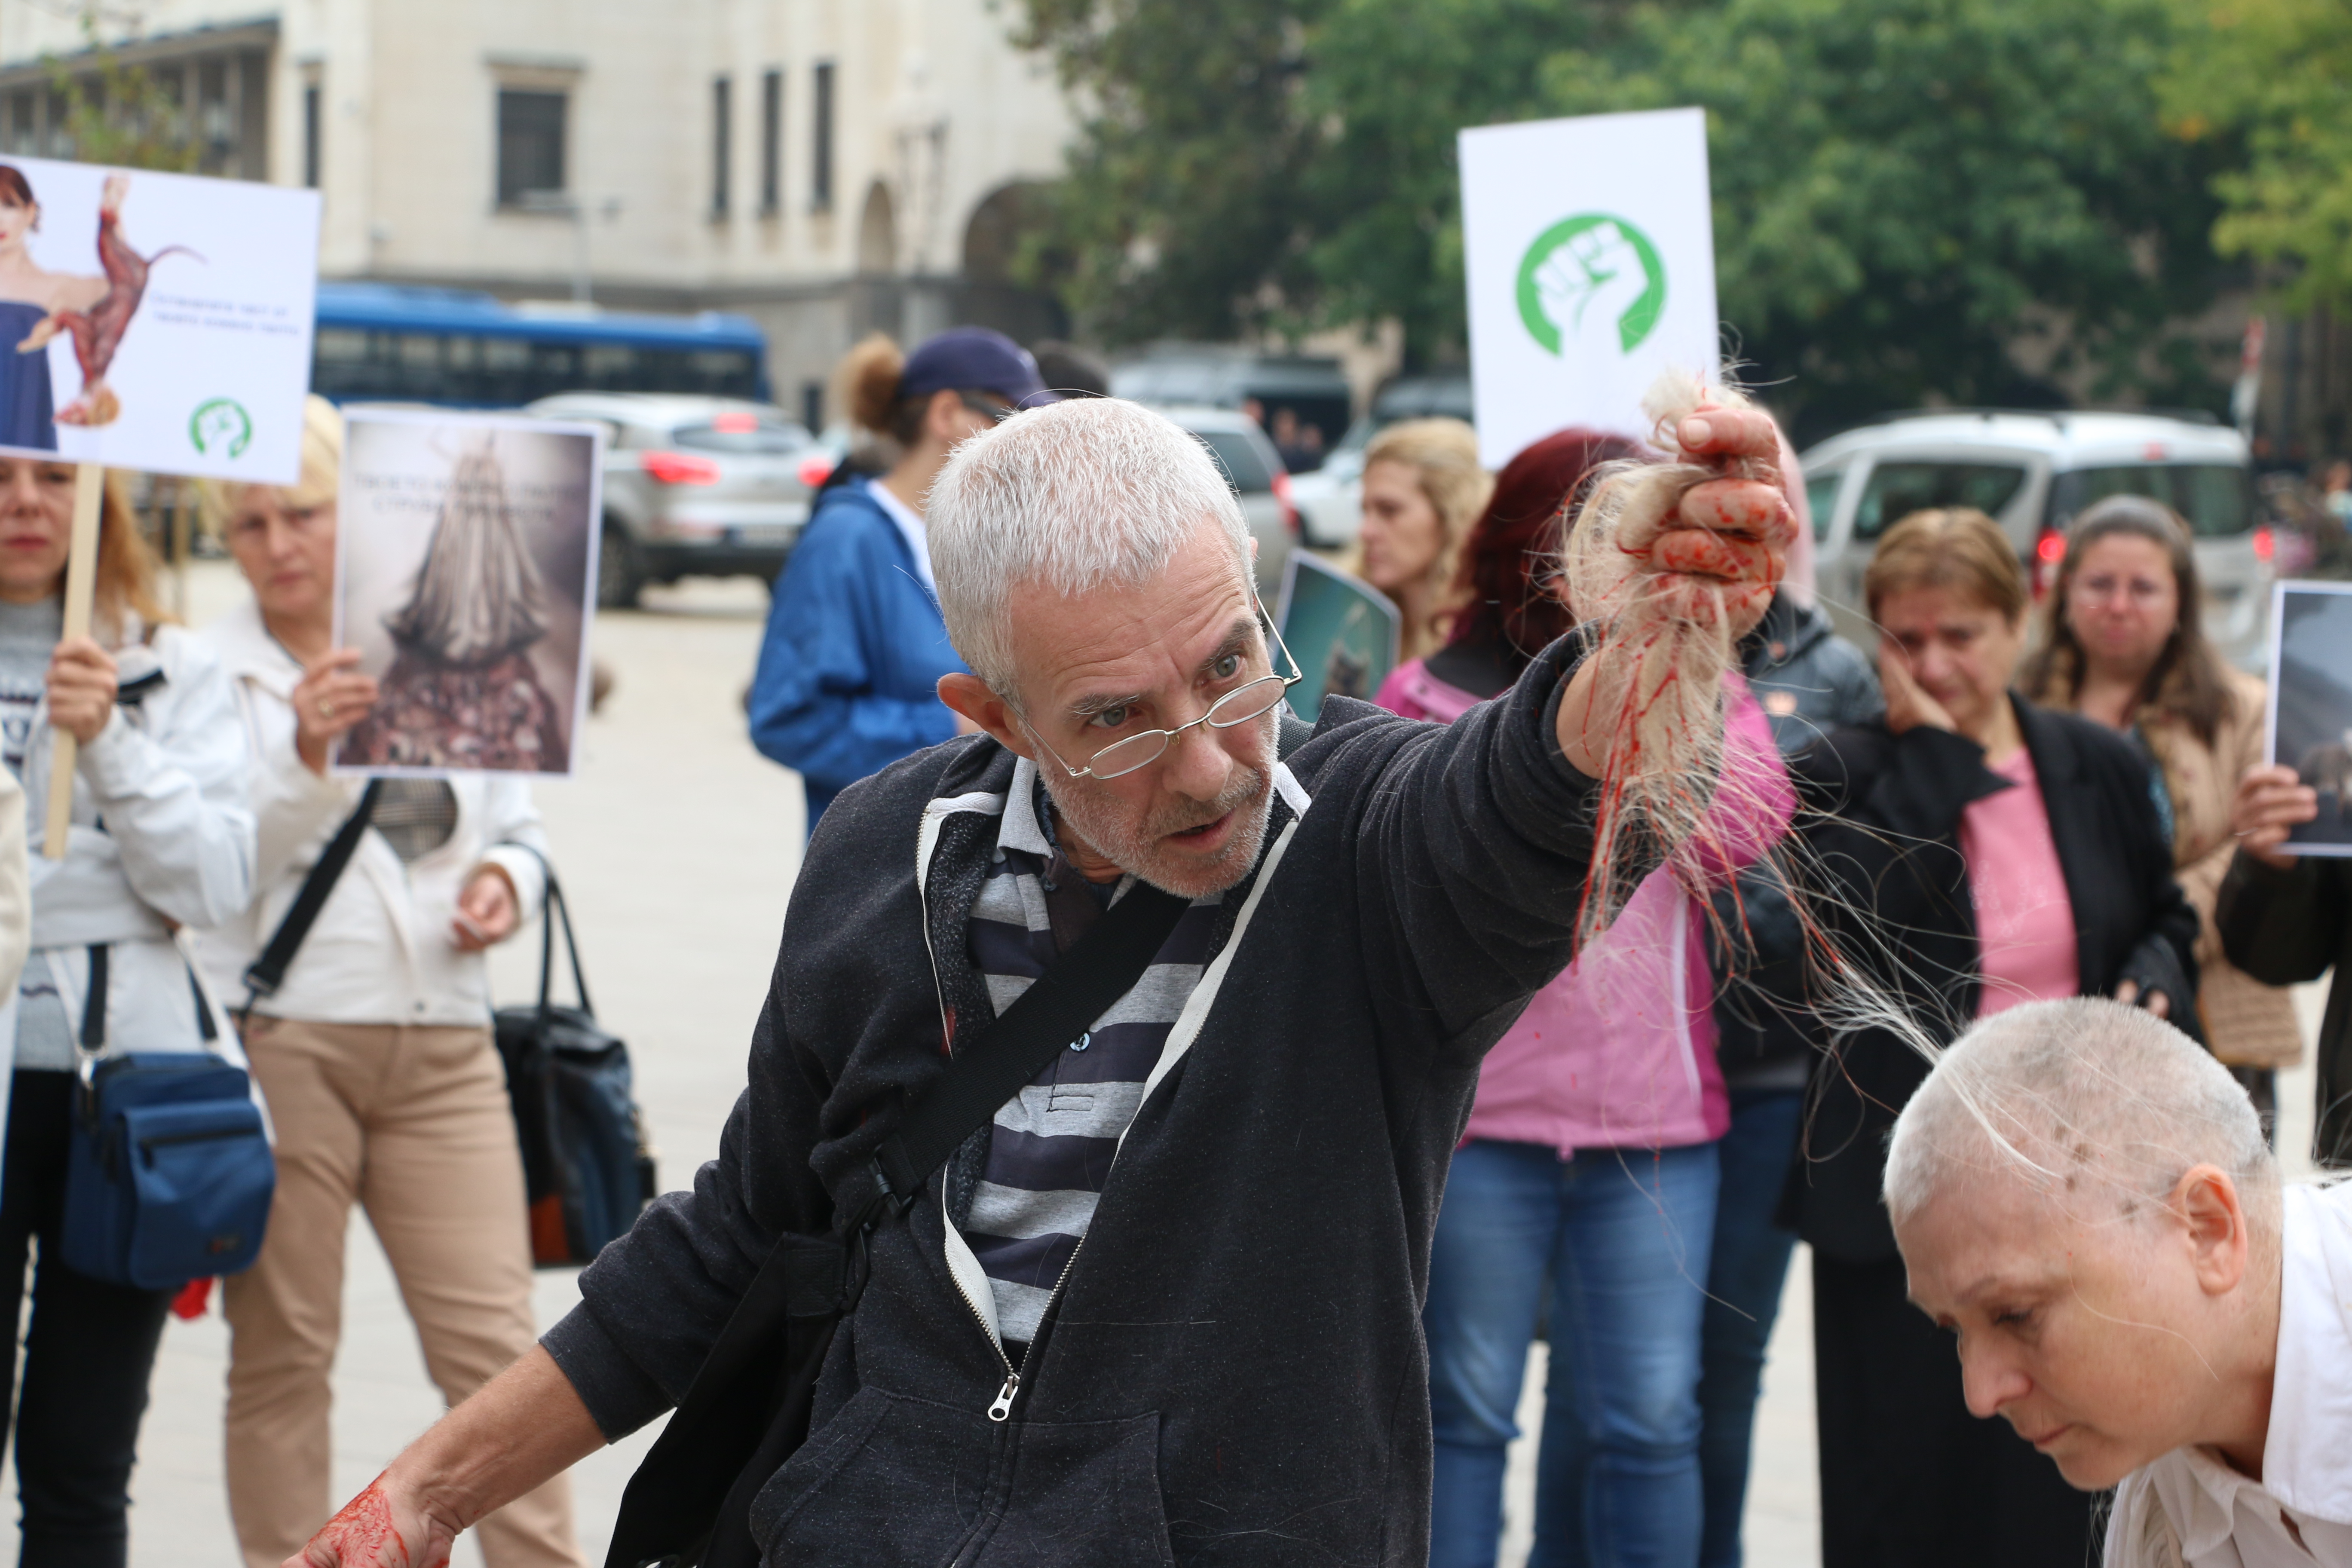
[1026,604,1304,782]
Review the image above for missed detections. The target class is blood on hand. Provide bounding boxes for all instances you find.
[304,1477,432,1568]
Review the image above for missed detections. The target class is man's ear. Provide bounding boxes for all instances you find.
[2173,1163,2252,1297]
[939,672,1035,760]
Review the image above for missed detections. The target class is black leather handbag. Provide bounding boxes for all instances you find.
[492,860,658,1267]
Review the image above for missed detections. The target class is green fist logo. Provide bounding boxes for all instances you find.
[190,397,253,459]
[1516,214,1666,357]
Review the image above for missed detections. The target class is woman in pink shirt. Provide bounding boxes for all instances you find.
[1380,430,1796,1568]
[1780,507,2198,1568]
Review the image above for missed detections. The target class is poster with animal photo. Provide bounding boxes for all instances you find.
[0,155,319,483]
[2266,581,2352,857]
[333,410,603,778]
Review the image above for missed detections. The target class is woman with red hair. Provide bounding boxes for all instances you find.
[1381,429,1798,1567]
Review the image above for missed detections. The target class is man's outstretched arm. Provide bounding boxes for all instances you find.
[290,1346,603,1568]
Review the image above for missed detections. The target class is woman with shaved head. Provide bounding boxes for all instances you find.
[1888,998,2352,1567]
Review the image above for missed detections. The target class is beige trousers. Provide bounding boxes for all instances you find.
[223,1017,583,1568]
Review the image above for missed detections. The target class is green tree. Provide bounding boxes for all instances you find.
[1547,0,2234,435]
[45,17,201,173]
[1017,0,2233,434]
[2161,0,2352,318]
[1012,0,1332,346]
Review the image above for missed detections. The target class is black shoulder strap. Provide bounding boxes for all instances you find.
[871,878,1188,1206]
[242,779,383,1006]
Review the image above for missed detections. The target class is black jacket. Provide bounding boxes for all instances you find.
[1781,696,2200,1262]
[543,639,1603,1567]
[2217,852,2352,1165]
[1709,594,1883,1082]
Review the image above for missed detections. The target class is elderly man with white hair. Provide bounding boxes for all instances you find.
[1887,997,2352,1567]
[281,394,1794,1568]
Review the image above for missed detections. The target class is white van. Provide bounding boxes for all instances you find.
[1801,410,2271,668]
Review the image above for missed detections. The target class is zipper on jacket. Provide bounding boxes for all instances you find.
[944,1195,1100,1424]
[944,1248,1022,1421]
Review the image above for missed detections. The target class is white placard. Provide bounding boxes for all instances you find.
[333,409,605,779]
[1459,108,1720,468]
[0,155,318,482]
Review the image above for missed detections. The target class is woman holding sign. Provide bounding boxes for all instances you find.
[190,398,579,1568]
[0,457,251,1568]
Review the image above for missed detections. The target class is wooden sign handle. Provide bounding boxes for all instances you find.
[41,463,105,860]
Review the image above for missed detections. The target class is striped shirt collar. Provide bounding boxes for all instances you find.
[1000,755,1054,859]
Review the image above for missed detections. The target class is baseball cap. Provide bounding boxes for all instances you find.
[899,326,1055,409]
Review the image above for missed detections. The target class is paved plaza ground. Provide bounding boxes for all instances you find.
[107,563,2324,1568]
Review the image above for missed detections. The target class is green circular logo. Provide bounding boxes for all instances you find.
[1515,213,1666,357]
[190,397,253,459]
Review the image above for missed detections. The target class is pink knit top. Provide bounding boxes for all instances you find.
[1373,657,1796,1152]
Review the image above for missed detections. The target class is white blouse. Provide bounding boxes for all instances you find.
[2107,1180,2352,1568]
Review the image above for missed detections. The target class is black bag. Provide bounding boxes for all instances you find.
[602,878,1192,1568]
[493,861,658,1267]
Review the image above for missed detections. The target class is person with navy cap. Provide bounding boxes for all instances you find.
[749,326,1052,835]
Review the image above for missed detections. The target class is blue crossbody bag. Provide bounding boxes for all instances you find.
[60,943,277,1290]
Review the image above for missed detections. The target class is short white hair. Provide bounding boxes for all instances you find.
[1883,998,2277,1230]
[926,398,1252,694]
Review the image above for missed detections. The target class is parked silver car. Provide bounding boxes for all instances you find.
[525,392,817,607]
[1801,409,2272,668]
[1154,405,1297,594]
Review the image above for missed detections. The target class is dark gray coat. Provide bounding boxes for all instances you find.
[543,638,1603,1566]
[1709,593,1882,1082]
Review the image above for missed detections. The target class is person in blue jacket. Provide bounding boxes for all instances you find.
[750,327,1051,833]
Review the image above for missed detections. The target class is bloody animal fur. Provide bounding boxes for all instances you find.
[1561,373,1786,945]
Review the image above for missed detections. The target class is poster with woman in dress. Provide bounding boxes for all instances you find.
[334,409,604,778]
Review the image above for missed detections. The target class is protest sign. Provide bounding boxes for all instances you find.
[1277,551,1400,723]
[2266,581,2352,856]
[1458,107,1720,468]
[0,155,318,481]
[334,409,603,779]
[1,157,320,853]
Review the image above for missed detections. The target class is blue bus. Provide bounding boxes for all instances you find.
[310,283,768,407]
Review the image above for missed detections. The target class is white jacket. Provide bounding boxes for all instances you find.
[2107,1179,2352,1568]
[19,616,255,1061]
[188,600,549,1027]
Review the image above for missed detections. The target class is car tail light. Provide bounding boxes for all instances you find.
[640,450,721,486]
[1271,472,1300,538]
[797,454,837,488]
[2254,524,2275,564]
[2031,525,2067,598]
[713,411,760,434]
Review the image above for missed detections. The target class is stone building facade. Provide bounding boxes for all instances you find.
[0,1,1075,426]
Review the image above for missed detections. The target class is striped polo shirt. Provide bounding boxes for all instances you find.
[960,765,1225,1345]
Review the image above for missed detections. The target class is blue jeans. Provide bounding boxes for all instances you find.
[1694,1089,1805,1568]
[1425,1138,1720,1568]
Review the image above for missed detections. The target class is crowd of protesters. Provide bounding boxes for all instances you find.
[0,321,2344,1568]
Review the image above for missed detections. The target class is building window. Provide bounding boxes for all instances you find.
[759,69,781,214]
[710,76,731,218]
[811,61,833,212]
[302,82,321,188]
[497,88,567,207]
